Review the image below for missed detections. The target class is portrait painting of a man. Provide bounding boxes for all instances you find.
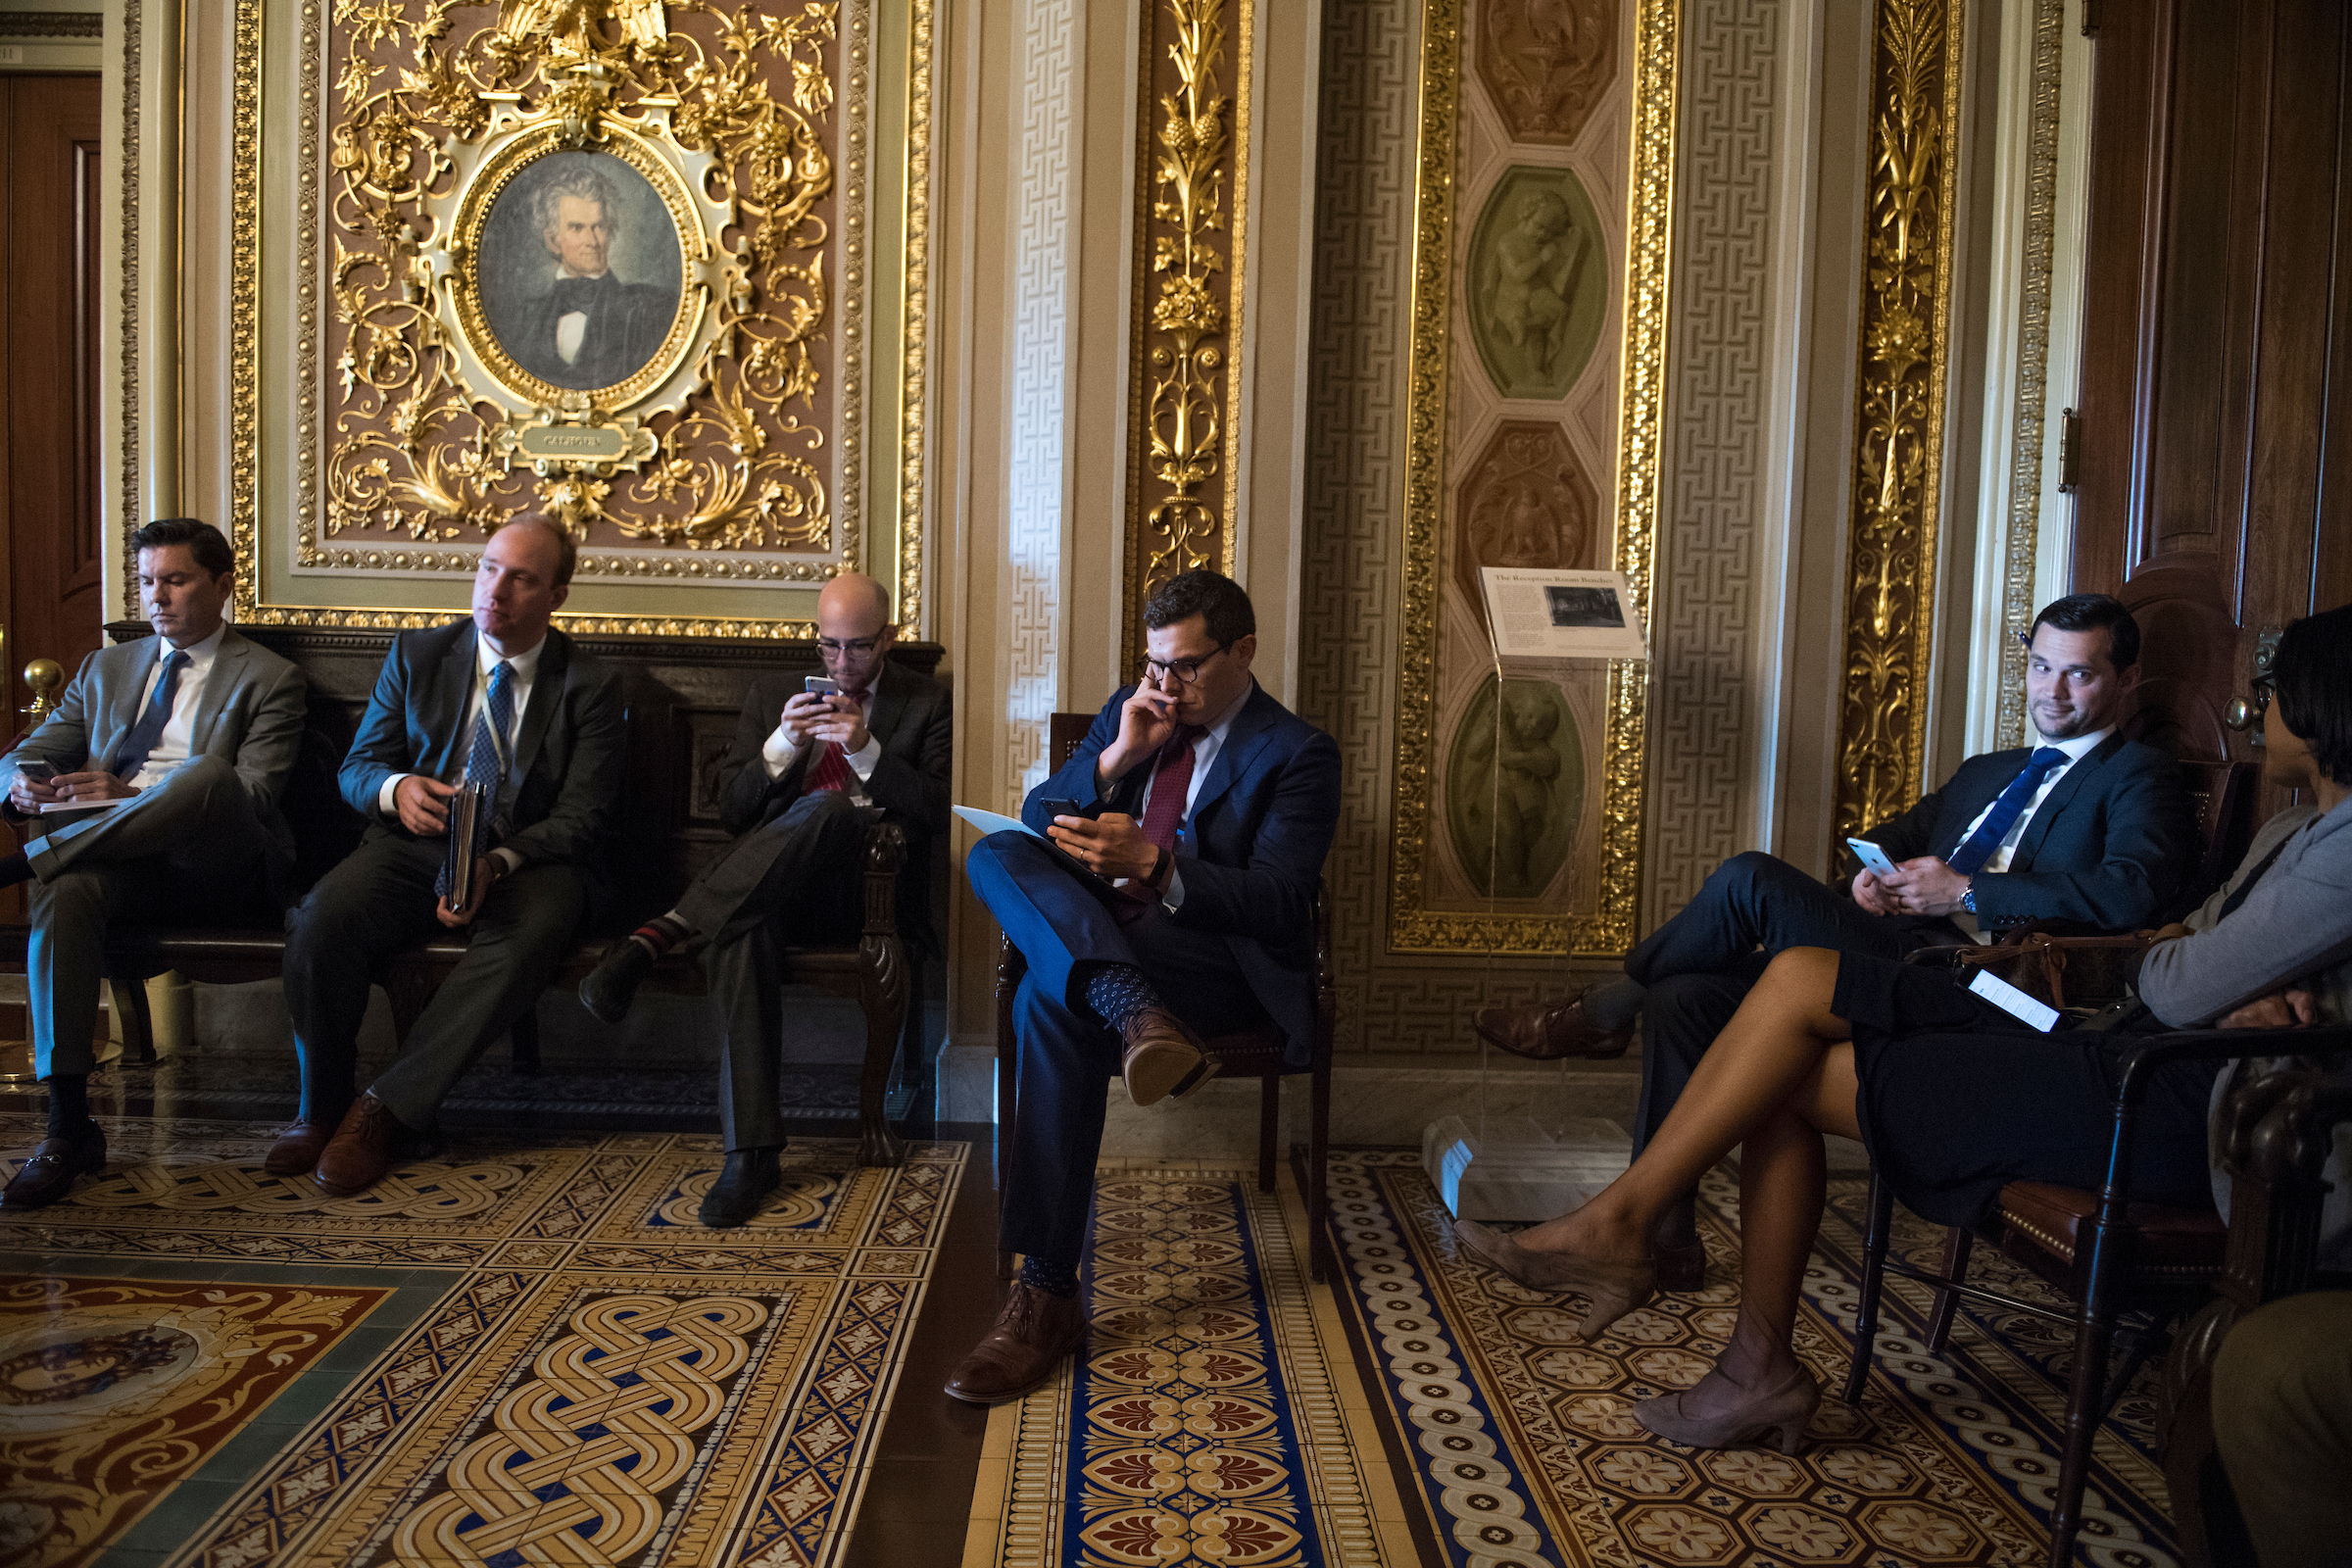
[478,153,685,393]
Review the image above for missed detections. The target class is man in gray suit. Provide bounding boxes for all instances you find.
[0,517,308,1211]
[575,572,952,1226]
[268,515,625,1195]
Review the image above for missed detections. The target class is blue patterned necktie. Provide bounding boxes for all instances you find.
[112,649,190,781]
[1946,746,2070,875]
[436,660,514,896]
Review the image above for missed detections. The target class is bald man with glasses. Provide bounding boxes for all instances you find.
[576,571,952,1226]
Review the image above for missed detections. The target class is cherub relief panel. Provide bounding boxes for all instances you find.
[1453,419,1600,631]
[1476,0,1619,145]
[1446,675,1586,901]
[1466,167,1609,401]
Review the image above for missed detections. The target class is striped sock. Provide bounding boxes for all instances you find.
[627,912,694,960]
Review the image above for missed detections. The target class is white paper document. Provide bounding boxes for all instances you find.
[1478,567,1649,662]
[36,799,126,814]
[1968,968,2061,1033]
[952,805,1044,840]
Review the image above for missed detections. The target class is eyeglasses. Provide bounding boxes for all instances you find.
[816,635,886,657]
[1139,644,1231,687]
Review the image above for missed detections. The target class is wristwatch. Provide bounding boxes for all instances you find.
[1959,881,1978,916]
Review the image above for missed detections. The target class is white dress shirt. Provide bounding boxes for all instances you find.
[377,635,546,870]
[1126,681,1255,912]
[1949,724,2112,939]
[125,623,229,791]
[551,264,607,367]
[762,687,884,805]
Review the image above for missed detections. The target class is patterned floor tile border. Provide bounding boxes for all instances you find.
[0,1273,393,1568]
[968,1166,1397,1568]
[0,1134,968,1568]
[1322,1151,2180,1568]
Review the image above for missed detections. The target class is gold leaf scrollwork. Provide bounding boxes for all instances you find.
[1833,0,1963,858]
[1124,0,1249,661]
[322,0,842,561]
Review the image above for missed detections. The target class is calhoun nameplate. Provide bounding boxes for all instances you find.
[514,423,632,465]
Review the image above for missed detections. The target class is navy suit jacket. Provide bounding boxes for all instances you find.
[338,619,627,895]
[1863,731,2194,932]
[1025,683,1342,1065]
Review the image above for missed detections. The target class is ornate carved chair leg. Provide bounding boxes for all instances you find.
[1926,1225,1973,1353]
[107,978,156,1065]
[385,968,431,1049]
[856,932,909,1168]
[1308,1054,1333,1283]
[1843,1173,1896,1405]
[2049,1305,2116,1568]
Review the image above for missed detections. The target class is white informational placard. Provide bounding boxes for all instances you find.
[1478,567,1649,662]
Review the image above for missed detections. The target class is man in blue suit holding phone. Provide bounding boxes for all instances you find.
[948,570,1341,1404]
[1477,593,2196,1286]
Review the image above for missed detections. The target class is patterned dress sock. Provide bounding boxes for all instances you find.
[1079,962,1166,1033]
[628,912,695,960]
[45,1073,93,1138]
[1582,977,1646,1033]
[1021,1254,1081,1298]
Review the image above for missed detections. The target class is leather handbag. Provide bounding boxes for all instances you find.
[1948,931,2156,1013]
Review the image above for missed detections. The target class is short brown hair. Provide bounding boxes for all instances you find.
[496,514,578,586]
[131,516,234,578]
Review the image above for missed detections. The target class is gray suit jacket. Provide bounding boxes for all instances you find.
[1,626,309,870]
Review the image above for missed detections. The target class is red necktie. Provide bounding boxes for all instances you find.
[804,688,870,795]
[1138,726,1201,853]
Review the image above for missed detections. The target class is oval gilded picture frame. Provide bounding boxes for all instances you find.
[451,127,704,410]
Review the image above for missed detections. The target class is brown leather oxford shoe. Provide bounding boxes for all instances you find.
[1472,991,1634,1060]
[943,1281,1088,1404]
[314,1094,406,1197]
[0,1127,107,1211]
[263,1117,336,1177]
[1119,1006,1219,1107]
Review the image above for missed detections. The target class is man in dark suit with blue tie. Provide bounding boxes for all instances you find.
[267,515,626,1195]
[1476,593,2196,1284]
[0,517,308,1211]
[946,570,1341,1404]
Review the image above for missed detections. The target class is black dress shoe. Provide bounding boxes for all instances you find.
[1,1126,108,1211]
[580,940,662,1024]
[700,1147,783,1228]
[579,940,657,1024]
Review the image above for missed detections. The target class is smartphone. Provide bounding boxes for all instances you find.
[1846,837,1897,876]
[803,675,842,698]
[1037,797,1091,821]
[13,760,55,783]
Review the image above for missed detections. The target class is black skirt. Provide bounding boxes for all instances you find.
[1833,954,2222,1231]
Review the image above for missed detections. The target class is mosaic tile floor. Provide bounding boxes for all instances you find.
[1322,1151,2181,1568]
[0,1112,968,1568]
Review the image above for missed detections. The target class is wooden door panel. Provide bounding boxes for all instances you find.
[2074,0,2347,808]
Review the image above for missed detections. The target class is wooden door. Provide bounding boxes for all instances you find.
[0,74,106,751]
[0,73,106,930]
[2072,0,2352,806]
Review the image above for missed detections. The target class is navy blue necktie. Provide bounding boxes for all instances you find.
[435,661,514,896]
[1947,746,2069,875]
[112,650,190,781]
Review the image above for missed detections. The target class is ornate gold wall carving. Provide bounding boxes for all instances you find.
[1386,0,1678,957]
[222,0,935,638]
[1121,0,1251,662]
[1832,0,1966,846]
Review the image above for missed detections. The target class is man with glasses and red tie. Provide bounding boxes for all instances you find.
[0,517,308,1211]
[945,569,1341,1404]
[1473,592,2197,1289]
[268,515,625,1196]
[574,571,952,1226]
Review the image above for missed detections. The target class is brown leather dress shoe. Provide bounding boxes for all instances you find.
[314,1094,406,1197]
[1473,991,1635,1060]
[264,1118,337,1177]
[943,1281,1088,1404]
[1119,1006,1219,1106]
[1,1127,108,1211]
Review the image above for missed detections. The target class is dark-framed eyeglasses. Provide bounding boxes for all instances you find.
[816,635,887,658]
[1139,644,1231,687]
